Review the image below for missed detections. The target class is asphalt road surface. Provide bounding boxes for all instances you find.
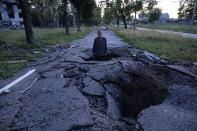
[0,29,197,131]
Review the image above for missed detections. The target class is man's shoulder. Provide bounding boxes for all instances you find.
[94,37,107,42]
[100,37,107,41]
[103,37,107,40]
[94,37,100,41]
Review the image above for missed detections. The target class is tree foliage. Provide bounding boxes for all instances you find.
[82,0,97,25]
[145,0,158,11]
[103,3,116,25]
[30,0,61,27]
[148,8,162,23]
[178,0,197,19]
[70,0,97,30]
[30,0,98,28]
[141,0,162,23]
[92,7,102,26]
[103,0,143,29]
[18,0,99,43]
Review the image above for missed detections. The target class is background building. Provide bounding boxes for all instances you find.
[0,0,23,26]
[159,13,170,23]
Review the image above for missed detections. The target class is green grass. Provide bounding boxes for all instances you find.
[114,28,197,63]
[137,23,197,34]
[0,27,92,79]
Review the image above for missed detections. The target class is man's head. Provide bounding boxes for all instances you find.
[97,30,102,37]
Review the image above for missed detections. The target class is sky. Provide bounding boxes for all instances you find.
[96,0,180,18]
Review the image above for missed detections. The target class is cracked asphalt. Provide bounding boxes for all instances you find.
[0,29,197,131]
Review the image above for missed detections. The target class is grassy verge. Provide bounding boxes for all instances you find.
[0,27,92,79]
[114,28,197,63]
[137,23,197,34]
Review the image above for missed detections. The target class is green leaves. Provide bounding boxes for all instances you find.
[148,8,162,23]
[141,0,162,23]
[30,0,61,23]
[103,0,143,27]
[70,0,98,25]
[178,0,197,19]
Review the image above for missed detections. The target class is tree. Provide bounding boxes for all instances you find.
[178,0,197,19]
[19,0,35,44]
[70,0,97,31]
[71,0,84,31]
[148,8,162,23]
[141,0,162,23]
[133,0,143,29]
[82,0,97,26]
[103,0,143,29]
[145,0,158,11]
[178,0,197,33]
[30,0,61,27]
[116,0,133,29]
[63,0,69,34]
[93,7,102,26]
[103,2,116,25]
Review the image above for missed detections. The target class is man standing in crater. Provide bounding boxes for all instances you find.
[92,30,107,60]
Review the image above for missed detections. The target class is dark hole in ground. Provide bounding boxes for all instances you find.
[85,53,120,61]
[118,88,169,118]
[104,74,169,118]
[78,48,169,120]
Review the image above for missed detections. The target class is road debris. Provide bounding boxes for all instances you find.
[0,29,196,131]
[21,77,38,94]
[167,65,197,79]
[0,69,36,94]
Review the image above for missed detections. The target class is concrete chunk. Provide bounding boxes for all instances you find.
[106,92,121,120]
[167,65,197,79]
[82,77,105,96]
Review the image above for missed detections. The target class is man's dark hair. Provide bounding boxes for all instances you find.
[97,30,102,37]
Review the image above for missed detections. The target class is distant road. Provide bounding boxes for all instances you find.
[137,28,197,39]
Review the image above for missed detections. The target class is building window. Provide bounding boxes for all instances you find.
[20,21,23,25]
[7,4,15,18]
[0,13,2,20]
[17,4,21,10]
[3,4,6,9]
[19,12,23,18]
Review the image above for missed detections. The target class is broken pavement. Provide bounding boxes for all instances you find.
[0,29,197,131]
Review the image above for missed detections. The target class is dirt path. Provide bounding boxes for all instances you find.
[138,27,197,39]
[0,29,196,131]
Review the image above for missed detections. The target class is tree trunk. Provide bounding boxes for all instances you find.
[77,13,81,32]
[117,16,120,28]
[19,0,35,44]
[134,10,136,30]
[121,13,127,29]
[64,0,69,35]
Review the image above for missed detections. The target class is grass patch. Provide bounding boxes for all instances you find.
[0,63,24,79]
[137,23,197,34]
[0,27,92,79]
[114,28,197,63]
